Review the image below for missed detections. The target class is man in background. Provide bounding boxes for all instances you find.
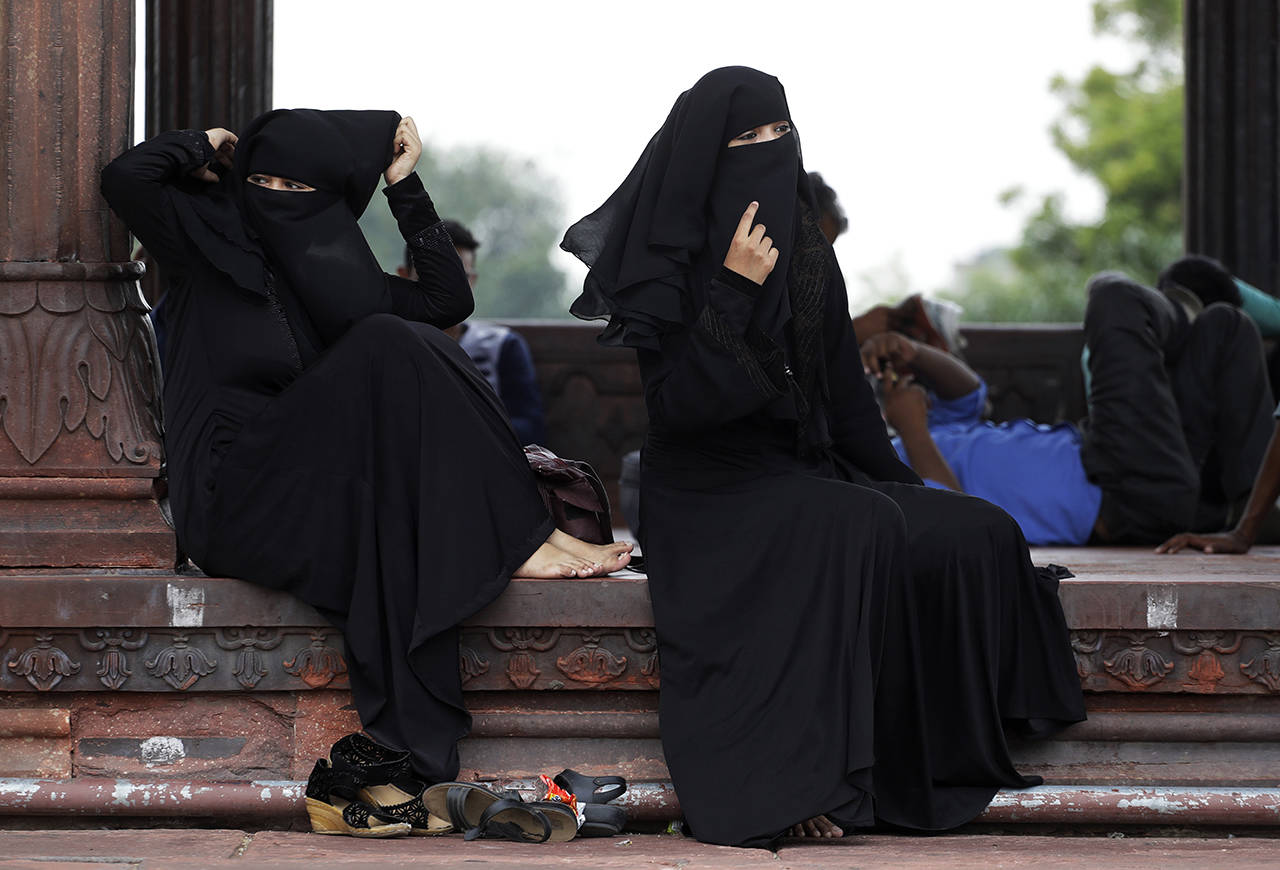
[400,220,547,445]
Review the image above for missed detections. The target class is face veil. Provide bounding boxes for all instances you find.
[562,66,814,351]
[233,109,401,311]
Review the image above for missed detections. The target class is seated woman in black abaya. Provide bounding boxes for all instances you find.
[563,67,1085,848]
[101,110,631,804]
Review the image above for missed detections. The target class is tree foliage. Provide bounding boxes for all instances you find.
[359,143,571,319]
[944,0,1183,322]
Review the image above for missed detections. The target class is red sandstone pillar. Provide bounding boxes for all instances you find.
[0,0,175,567]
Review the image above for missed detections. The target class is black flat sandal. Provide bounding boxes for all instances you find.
[304,758,412,838]
[328,732,451,836]
[423,781,578,843]
[553,768,628,837]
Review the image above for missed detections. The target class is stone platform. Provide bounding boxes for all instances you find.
[1,547,1278,828]
[0,828,1278,869]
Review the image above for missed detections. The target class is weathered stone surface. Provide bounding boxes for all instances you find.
[69,692,295,780]
[240,831,779,867]
[290,690,361,780]
[0,829,248,861]
[0,706,71,777]
[775,835,1280,869]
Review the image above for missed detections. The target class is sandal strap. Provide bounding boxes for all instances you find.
[445,785,482,831]
[554,769,627,804]
[341,797,400,830]
[464,799,551,844]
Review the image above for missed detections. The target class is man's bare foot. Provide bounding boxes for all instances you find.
[787,815,843,838]
[548,529,633,573]
[513,541,596,579]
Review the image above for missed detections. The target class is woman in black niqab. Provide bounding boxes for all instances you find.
[101,108,632,786]
[564,67,1085,848]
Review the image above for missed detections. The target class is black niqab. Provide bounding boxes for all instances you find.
[235,109,401,314]
[562,66,811,351]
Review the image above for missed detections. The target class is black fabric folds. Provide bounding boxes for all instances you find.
[562,66,809,351]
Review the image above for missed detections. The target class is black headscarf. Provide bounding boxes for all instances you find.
[234,109,401,307]
[164,109,399,305]
[562,66,814,351]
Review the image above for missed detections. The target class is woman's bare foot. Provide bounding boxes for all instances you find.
[787,815,843,838]
[513,541,596,579]
[548,529,633,574]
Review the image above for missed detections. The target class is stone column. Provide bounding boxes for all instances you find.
[136,0,271,305]
[1184,0,1280,294]
[144,0,273,138]
[0,0,174,567]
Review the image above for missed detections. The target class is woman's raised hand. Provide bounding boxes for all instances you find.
[384,116,422,187]
[723,201,779,285]
[192,128,238,182]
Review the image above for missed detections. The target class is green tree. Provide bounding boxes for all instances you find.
[359,143,572,319]
[944,0,1183,322]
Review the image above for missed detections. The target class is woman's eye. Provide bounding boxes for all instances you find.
[776,124,791,134]
[736,131,757,141]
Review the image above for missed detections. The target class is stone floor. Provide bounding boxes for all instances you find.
[0,829,1277,869]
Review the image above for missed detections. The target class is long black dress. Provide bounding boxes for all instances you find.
[101,119,554,782]
[564,67,1085,848]
[637,208,1084,846]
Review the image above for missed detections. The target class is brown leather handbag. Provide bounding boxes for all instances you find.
[523,445,614,545]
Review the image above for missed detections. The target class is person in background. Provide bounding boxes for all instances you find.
[1153,254,1280,396]
[400,220,547,444]
[1156,406,1280,554]
[864,266,1277,546]
[807,171,848,246]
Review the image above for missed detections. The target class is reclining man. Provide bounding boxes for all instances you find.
[864,265,1277,546]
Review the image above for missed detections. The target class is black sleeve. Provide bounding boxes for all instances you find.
[638,268,790,432]
[380,173,474,328]
[100,129,214,266]
[823,269,922,484]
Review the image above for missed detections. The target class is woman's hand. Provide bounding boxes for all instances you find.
[384,116,421,187]
[861,331,918,378]
[192,128,238,182]
[723,201,779,285]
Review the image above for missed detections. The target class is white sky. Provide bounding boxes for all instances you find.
[139,0,1141,311]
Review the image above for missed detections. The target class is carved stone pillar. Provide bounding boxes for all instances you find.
[144,0,273,138]
[138,0,271,305]
[1185,0,1280,294]
[0,0,174,567]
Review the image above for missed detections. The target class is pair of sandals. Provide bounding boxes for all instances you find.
[305,733,451,838]
[424,769,628,844]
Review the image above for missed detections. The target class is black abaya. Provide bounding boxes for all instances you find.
[565,68,1085,847]
[101,118,551,780]
[637,213,1084,846]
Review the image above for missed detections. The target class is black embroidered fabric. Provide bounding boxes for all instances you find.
[697,304,787,401]
[408,221,458,257]
[783,204,834,451]
[263,267,303,372]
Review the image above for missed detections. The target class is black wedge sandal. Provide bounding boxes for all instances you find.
[304,758,412,838]
[328,732,451,836]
